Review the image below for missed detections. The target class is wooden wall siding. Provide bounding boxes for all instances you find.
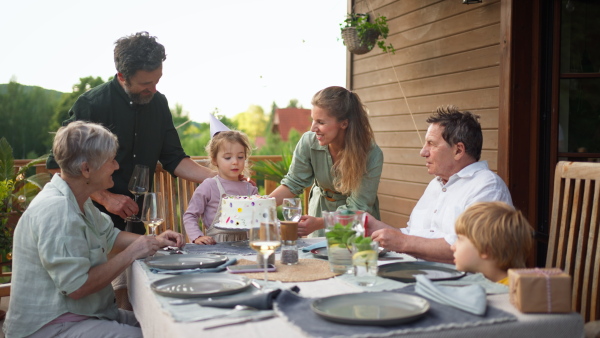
[350,0,501,228]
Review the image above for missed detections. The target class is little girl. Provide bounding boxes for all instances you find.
[183,130,257,244]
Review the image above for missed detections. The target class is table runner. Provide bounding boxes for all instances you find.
[274,287,517,338]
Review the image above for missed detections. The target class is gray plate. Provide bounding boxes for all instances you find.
[150,273,251,298]
[378,261,466,283]
[310,247,388,259]
[145,254,228,270]
[311,292,430,326]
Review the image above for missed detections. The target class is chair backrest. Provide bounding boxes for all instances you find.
[546,161,600,322]
[177,175,199,242]
[153,164,177,235]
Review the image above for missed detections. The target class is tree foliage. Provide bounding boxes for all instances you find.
[233,105,268,139]
[1,77,303,161]
[0,80,60,158]
[47,76,106,149]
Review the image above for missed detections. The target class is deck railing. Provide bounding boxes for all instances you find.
[13,155,308,241]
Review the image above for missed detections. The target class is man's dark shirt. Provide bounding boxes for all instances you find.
[47,76,188,232]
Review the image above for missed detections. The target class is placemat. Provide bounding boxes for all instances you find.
[235,258,336,282]
[274,287,517,338]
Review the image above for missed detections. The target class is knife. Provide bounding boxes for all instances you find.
[203,313,276,330]
[169,299,202,305]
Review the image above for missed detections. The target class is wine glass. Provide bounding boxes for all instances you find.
[249,206,280,290]
[141,192,165,237]
[127,164,149,221]
[282,198,302,222]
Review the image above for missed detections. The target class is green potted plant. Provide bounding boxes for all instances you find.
[0,137,51,259]
[340,13,395,55]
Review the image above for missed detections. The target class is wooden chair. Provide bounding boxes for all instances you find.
[153,163,184,240]
[546,161,600,322]
[177,175,199,242]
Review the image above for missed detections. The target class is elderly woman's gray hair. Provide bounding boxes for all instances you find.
[53,121,119,177]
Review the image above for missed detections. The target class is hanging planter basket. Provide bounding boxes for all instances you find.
[341,27,379,55]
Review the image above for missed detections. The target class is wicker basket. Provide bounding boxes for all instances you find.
[341,27,379,55]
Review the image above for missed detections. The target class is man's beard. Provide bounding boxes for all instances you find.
[123,85,154,105]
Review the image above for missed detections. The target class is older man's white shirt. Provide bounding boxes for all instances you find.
[401,161,513,245]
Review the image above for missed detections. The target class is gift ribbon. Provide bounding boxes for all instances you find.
[521,268,563,313]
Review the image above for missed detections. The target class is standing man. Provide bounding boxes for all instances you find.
[47,31,215,233]
[368,105,513,263]
[46,31,216,309]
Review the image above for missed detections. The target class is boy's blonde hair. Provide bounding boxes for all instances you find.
[206,130,252,177]
[455,201,533,270]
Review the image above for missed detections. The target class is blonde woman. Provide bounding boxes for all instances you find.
[270,86,383,237]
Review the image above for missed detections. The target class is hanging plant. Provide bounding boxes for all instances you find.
[340,13,395,55]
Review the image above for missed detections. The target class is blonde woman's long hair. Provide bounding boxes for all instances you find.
[311,86,374,195]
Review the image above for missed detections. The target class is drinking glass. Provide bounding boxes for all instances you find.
[352,239,379,287]
[141,192,165,237]
[249,206,280,289]
[127,164,149,221]
[282,198,302,222]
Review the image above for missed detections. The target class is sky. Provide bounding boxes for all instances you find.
[0,1,347,123]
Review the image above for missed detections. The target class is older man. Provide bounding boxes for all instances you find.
[369,106,512,263]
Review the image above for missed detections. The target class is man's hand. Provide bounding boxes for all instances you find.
[298,215,323,237]
[193,236,216,245]
[364,213,394,236]
[91,190,138,219]
[372,229,454,263]
[371,228,405,253]
[157,230,185,248]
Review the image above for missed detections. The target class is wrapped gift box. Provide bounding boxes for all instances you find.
[508,268,572,313]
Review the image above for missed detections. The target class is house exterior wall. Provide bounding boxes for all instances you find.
[347,0,501,227]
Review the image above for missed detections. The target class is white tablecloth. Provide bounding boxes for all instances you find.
[128,253,584,338]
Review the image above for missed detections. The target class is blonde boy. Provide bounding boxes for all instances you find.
[451,201,533,285]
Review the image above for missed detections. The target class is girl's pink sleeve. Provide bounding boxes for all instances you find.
[183,183,211,242]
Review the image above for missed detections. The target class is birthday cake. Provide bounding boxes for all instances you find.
[218,195,277,229]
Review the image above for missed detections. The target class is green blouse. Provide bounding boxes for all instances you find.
[281,131,383,235]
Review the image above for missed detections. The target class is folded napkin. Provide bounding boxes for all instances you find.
[196,286,300,310]
[149,258,237,275]
[301,240,327,253]
[415,274,487,316]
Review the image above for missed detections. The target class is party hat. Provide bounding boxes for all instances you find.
[209,114,230,137]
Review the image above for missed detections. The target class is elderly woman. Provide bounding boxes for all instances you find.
[3,121,184,338]
[270,86,383,237]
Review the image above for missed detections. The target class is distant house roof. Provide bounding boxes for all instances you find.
[254,136,266,149]
[272,108,312,141]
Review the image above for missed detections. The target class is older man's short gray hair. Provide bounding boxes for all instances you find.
[53,121,118,177]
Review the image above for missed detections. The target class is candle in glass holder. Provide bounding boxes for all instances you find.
[280,221,299,265]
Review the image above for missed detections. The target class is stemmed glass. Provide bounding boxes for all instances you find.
[141,192,165,237]
[127,164,149,221]
[282,198,302,222]
[249,206,280,290]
